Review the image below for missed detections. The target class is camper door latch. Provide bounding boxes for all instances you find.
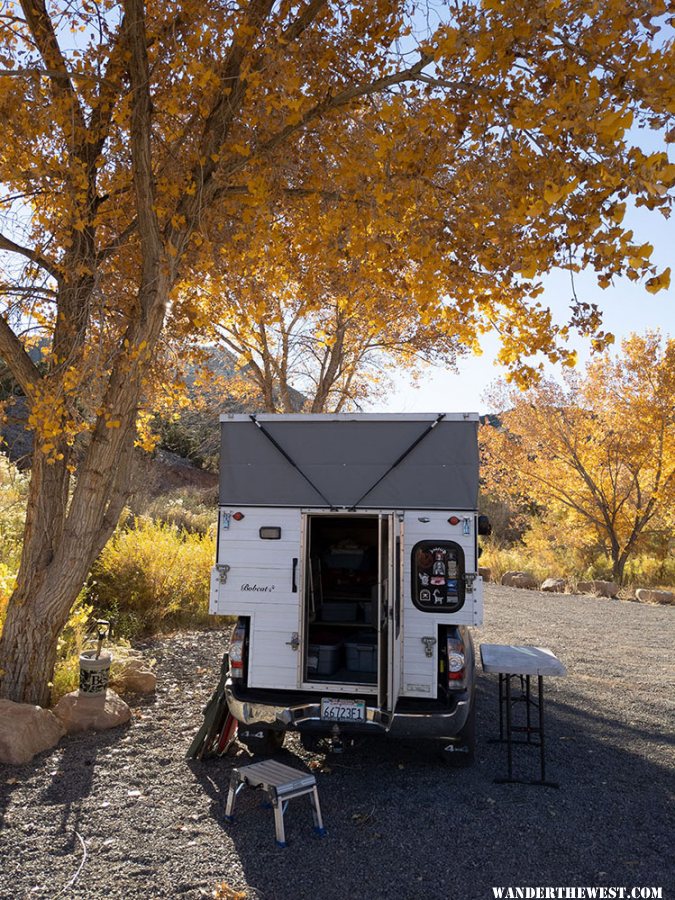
[464,572,477,592]
[421,636,436,658]
[286,632,300,651]
[216,564,230,584]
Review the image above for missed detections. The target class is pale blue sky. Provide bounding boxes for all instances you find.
[373,197,674,415]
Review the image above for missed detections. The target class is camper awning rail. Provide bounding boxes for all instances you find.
[220,413,480,422]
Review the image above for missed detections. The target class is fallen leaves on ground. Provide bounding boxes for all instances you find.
[212,882,246,899]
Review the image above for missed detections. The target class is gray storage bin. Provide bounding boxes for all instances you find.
[359,600,375,625]
[345,632,377,673]
[308,637,343,676]
[320,601,359,623]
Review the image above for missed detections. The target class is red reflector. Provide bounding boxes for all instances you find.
[448,516,460,525]
[232,512,245,521]
[448,670,463,681]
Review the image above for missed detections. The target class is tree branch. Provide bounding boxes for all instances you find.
[19,0,87,138]
[283,0,328,43]
[0,231,60,282]
[0,315,42,394]
[123,0,164,309]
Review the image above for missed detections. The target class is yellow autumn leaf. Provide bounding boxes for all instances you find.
[645,267,671,294]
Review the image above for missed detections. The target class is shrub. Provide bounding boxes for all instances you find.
[0,455,28,572]
[138,488,215,534]
[0,455,27,633]
[89,516,218,638]
[50,592,96,702]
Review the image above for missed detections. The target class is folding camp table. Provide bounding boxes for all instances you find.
[480,644,566,788]
[224,759,326,847]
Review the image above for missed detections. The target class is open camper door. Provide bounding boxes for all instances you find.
[377,513,401,718]
[211,508,303,691]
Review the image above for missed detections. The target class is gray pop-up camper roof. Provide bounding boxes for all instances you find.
[219,413,479,510]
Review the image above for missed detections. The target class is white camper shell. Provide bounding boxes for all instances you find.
[211,413,483,756]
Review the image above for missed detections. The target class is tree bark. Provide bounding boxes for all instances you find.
[0,401,139,704]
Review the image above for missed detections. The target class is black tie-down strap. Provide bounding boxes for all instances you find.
[249,415,337,509]
[349,413,447,509]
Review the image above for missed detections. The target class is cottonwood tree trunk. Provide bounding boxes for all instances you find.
[0,366,143,705]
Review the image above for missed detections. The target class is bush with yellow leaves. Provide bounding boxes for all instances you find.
[0,455,27,632]
[89,516,218,638]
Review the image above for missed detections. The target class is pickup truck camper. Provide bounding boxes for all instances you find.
[209,413,485,763]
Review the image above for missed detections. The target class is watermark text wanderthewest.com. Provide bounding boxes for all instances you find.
[492,889,663,900]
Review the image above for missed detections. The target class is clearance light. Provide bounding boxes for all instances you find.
[448,516,460,525]
[232,512,245,521]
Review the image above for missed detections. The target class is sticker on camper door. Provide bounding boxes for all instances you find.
[412,540,465,613]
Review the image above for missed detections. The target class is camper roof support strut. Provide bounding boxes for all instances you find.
[249,415,337,509]
[349,413,447,509]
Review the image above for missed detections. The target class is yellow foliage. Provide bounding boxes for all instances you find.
[645,267,671,294]
[90,517,217,637]
[482,332,674,583]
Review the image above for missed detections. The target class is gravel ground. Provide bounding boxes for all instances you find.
[1,585,673,900]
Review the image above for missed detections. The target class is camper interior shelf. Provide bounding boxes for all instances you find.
[305,518,380,684]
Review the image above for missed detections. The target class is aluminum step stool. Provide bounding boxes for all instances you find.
[224,759,327,847]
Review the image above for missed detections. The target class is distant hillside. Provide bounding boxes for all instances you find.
[0,344,305,480]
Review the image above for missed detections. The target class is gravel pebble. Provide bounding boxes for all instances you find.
[0,586,673,900]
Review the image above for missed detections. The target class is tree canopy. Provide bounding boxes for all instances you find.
[0,0,673,703]
[481,332,675,582]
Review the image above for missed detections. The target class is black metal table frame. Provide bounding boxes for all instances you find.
[492,672,559,788]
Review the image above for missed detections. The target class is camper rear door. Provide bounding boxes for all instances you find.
[213,508,302,691]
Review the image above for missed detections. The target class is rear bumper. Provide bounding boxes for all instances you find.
[225,682,472,740]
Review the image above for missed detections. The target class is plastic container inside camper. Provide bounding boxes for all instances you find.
[345,632,378,674]
[307,633,344,676]
[319,601,360,623]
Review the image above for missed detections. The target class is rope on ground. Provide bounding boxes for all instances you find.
[51,830,87,899]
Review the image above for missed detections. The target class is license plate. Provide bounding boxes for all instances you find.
[321,698,366,722]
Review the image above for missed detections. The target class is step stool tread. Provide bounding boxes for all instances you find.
[237,760,316,793]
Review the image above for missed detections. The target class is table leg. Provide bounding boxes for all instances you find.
[526,675,532,743]
[505,674,513,781]
[538,675,546,783]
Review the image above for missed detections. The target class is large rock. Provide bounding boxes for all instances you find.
[541,578,567,593]
[478,567,492,582]
[0,700,65,765]
[113,658,157,695]
[501,571,538,589]
[53,689,131,734]
[635,588,674,605]
[577,580,619,598]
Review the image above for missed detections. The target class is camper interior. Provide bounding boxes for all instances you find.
[304,514,387,686]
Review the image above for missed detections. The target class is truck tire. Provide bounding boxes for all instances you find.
[440,701,475,768]
[238,727,285,756]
